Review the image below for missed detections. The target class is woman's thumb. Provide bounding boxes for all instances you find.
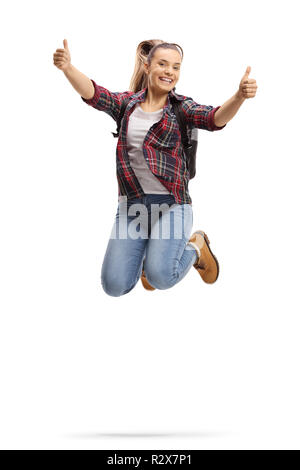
[63,39,68,50]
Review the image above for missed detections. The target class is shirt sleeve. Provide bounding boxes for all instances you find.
[181,98,226,131]
[81,79,134,122]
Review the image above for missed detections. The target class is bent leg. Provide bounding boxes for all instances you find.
[144,203,198,290]
[101,205,148,297]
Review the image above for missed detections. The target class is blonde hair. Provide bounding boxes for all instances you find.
[129,39,184,93]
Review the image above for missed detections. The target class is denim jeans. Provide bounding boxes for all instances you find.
[101,194,198,296]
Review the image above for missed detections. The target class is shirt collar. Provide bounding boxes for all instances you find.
[136,86,184,100]
[128,86,184,115]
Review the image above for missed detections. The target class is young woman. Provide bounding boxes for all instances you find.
[53,39,257,296]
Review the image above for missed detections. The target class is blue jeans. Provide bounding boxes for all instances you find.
[101,194,198,296]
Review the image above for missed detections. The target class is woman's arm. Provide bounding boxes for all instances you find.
[80,79,136,123]
[214,66,258,126]
[181,99,227,131]
[213,92,245,127]
[63,64,95,100]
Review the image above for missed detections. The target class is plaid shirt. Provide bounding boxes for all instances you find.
[81,79,226,205]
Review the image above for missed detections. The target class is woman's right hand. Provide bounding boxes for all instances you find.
[53,39,72,72]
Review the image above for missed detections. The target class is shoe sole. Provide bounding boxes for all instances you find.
[195,231,220,283]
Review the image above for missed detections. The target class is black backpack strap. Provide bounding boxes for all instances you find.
[170,98,192,149]
[170,96,198,179]
[112,98,130,138]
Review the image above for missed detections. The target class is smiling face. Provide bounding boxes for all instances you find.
[144,47,182,92]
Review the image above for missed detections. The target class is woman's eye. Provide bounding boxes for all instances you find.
[159,63,179,70]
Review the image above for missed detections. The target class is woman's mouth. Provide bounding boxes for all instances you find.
[159,77,173,84]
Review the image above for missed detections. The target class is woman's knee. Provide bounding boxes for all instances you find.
[144,261,178,290]
[101,269,138,297]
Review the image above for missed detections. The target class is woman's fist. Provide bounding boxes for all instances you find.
[237,66,258,99]
[53,39,71,72]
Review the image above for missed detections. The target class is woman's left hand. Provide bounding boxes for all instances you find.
[237,66,258,99]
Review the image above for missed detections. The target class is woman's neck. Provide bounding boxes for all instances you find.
[143,86,168,109]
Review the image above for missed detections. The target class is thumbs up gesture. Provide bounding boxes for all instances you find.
[237,66,258,99]
[53,39,72,72]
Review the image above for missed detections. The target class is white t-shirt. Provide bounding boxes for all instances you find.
[123,103,171,197]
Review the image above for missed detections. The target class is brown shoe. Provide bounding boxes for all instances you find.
[141,269,156,291]
[188,231,219,284]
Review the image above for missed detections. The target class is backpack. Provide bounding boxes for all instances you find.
[111,96,198,179]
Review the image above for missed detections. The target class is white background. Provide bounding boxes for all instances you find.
[0,0,299,450]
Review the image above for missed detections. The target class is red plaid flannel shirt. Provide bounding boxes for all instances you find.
[81,79,226,205]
